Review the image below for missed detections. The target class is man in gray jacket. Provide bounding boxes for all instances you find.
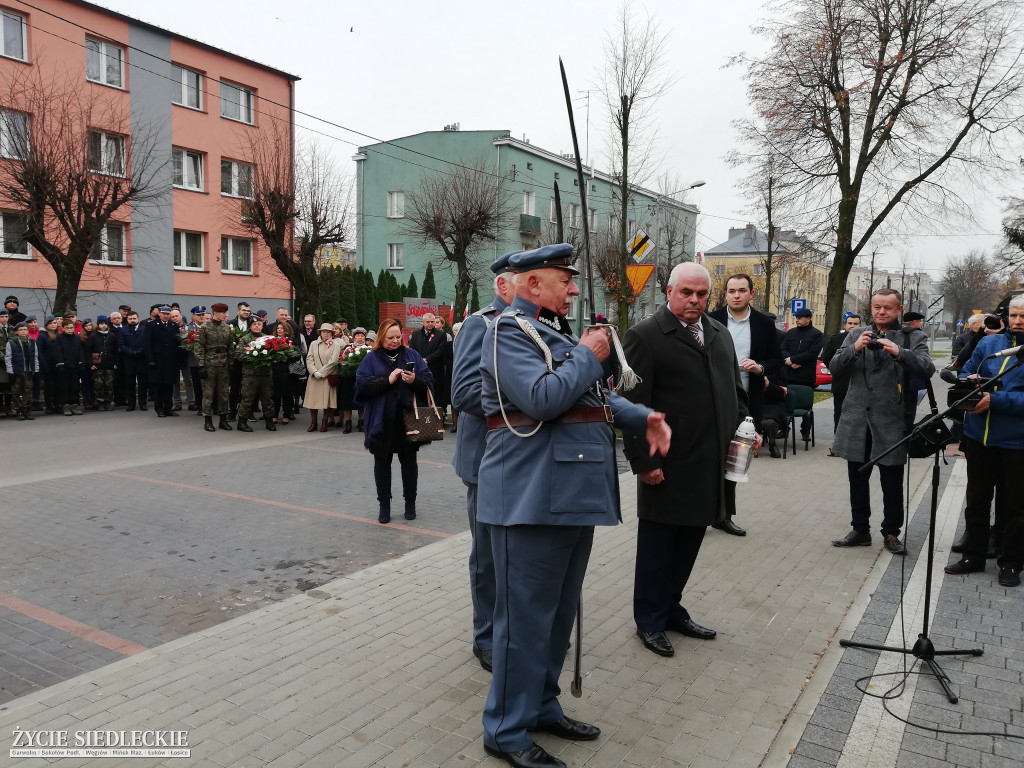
[830,288,935,555]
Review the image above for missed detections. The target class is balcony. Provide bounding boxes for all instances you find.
[519,214,542,234]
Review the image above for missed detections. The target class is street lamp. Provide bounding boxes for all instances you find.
[664,180,706,197]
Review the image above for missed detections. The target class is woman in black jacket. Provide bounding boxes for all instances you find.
[35,316,61,413]
[54,320,85,415]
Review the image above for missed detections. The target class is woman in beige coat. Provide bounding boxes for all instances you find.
[305,324,340,432]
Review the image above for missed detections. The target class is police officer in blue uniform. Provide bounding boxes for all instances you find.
[450,250,521,673]
[477,244,672,768]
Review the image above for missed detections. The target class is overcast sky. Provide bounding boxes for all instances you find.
[93,0,1016,279]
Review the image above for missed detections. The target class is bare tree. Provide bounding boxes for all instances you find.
[599,1,672,331]
[0,66,164,312]
[242,122,353,320]
[730,0,1024,335]
[402,160,516,315]
[940,250,1002,321]
[653,173,697,296]
[1002,158,1024,267]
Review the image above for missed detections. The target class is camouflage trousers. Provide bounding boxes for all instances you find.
[93,369,115,404]
[10,374,31,410]
[202,365,230,416]
[238,366,273,420]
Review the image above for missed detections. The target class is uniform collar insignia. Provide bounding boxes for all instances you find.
[535,307,572,336]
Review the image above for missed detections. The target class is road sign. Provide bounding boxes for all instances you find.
[627,230,652,262]
[626,264,655,296]
[791,298,806,315]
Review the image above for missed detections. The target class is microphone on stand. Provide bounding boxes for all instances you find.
[984,344,1023,360]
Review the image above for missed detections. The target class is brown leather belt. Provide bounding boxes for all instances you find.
[486,405,613,431]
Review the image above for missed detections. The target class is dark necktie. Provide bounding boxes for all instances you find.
[687,324,703,348]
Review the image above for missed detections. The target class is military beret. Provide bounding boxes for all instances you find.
[794,308,813,318]
[14,321,27,329]
[508,244,579,275]
[0,308,8,315]
[249,315,265,324]
[490,250,523,274]
[157,305,171,312]
[96,315,109,325]
[45,315,56,325]
[210,303,229,313]
[4,295,18,305]
[25,315,36,323]
[191,305,207,315]
[118,304,131,312]
[902,311,924,322]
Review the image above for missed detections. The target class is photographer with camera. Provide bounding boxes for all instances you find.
[944,295,1024,587]
[830,289,935,555]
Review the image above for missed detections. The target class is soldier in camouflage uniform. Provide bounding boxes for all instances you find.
[196,302,234,432]
[235,315,276,432]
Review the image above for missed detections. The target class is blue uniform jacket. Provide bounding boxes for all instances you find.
[961,329,1024,450]
[451,297,508,484]
[118,324,146,357]
[477,297,651,526]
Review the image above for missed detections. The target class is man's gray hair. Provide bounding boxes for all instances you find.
[1008,294,1024,310]
[967,314,985,329]
[493,272,517,294]
[668,261,711,289]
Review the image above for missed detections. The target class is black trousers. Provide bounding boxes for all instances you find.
[634,519,706,632]
[152,382,173,414]
[847,432,904,538]
[962,438,1024,569]
[190,367,204,409]
[229,361,243,415]
[57,367,80,406]
[122,357,148,407]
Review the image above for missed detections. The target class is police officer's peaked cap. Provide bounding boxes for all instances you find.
[902,311,924,322]
[490,250,523,274]
[794,308,813,318]
[210,303,229,313]
[508,244,579,276]
[191,305,208,315]
[158,305,172,312]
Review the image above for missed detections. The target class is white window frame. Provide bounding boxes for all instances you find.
[220,81,254,125]
[220,158,253,199]
[221,236,253,274]
[90,223,126,265]
[386,191,405,218]
[172,148,204,191]
[85,38,124,88]
[589,208,597,230]
[387,243,404,269]
[0,211,30,259]
[753,264,765,276]
[173,230,204,270]
[171,64,202,110]
[569,203,581,230]
[0,109,29,160]
[522,191,535,216]
[549,197,557,223]
[714,264,726,277]
[87,131,125,177]
[1,10,27,62]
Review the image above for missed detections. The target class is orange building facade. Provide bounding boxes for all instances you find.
[0,0,297,318]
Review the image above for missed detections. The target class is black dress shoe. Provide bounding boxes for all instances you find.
[532,716,600,741]
[951,531,968,553]
[832,530,871,547]
[712,518,746,536]
[636,629,674,656]
[483,743,565,768]
[138,404,147,411]
[166,409,179,417]
[667,617,717,640]
[944,558,984,575]
[883,535,907,555]
[998,567,1020,587]
[472,644,492,672]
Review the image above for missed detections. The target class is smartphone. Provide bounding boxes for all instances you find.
[404,362,416,372]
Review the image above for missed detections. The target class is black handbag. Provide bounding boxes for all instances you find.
[908,381,953,459]
[404,389,445,443]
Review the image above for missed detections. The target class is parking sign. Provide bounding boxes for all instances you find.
[791,298,806,315]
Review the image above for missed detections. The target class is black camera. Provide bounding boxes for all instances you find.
[983,310,1007,331]
[946,378,986,414]
[865,331,885,351]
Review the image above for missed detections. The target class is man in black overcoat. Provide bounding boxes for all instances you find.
[145,305,181,417]
[622,262,754,658]
[781,308,823,438]
[408,313,447,417]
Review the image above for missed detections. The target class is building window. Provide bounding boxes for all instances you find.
[386,191,404,218]
[220,81,254,124]
[753,265,765,276]
[221,159,253,198]
[1,10,26,62]
[387,243,404,269]
[173,230,204,270]
[0,109,29,160]
[91,223,125,264]
[589,208,597,230]
[221,237,252,274]
[86,39,124,88]
[0,212,29,258]
[87,131,125,176]
[569,203,581,229]
[522,191,535,216]
[549,197,557,223]
[171,64,202,109]
[714,264,726,277]
[172,148,204,191]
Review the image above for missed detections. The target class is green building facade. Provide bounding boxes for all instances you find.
[353,129,698,320]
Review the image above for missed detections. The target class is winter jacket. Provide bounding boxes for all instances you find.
[35,332,60,374]
[86,330,119,370]
[961,329,1024,450]
[53,332,84,369]
[118,324,147,357]
[5,337,37,375]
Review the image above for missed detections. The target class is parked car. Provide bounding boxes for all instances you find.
[815,359,832,390]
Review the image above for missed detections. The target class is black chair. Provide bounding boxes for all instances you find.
[783,385,815,457]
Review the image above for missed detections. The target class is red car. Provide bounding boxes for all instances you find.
[815,359,833,389]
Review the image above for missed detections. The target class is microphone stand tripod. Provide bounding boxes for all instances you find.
[839,355,1023,703]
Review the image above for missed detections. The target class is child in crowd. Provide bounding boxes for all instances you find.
[5,322,38,420]
[55,319,84,416]
[87,316,120,411]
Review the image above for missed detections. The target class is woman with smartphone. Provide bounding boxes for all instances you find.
[355,319,434,524]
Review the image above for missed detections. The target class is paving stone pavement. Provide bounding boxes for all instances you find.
[1,398,1023,767]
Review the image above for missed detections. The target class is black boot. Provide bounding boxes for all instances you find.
[204,415,215,432]
[374,463,392,524]
[356,417,364,432]
[16,409,26,421]
[237,417,253,433]
[402,460,418,520]
[218,415,233,431]
[265,417,277,431]
[22,408,34,421]
[342,419,352,434]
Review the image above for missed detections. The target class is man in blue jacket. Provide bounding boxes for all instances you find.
[476,244,671,768]
[118,311,148,411]
[945,295,1024,587]
[450,250,520,673]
